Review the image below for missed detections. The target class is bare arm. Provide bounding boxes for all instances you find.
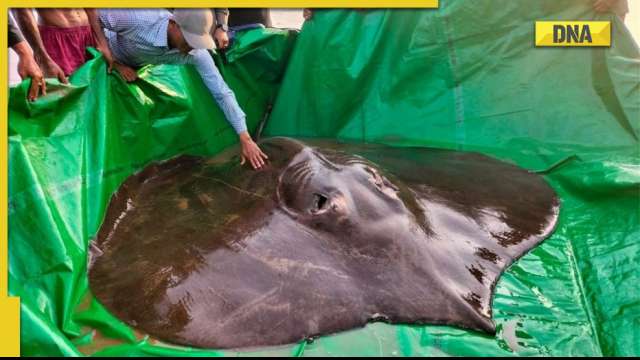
[85,9,114,72]
[12,40,46,101]
[12,9,46,61]
[9,17,24,47]
[12,9,67,83]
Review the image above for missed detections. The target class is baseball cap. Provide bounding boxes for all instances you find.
[172,9,215,50]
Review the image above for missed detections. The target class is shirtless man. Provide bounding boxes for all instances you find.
[13,9,114,83]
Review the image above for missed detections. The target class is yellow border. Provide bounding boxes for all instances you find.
[2,2,438,357]
[6,1,438,7]
[2,7,20,357]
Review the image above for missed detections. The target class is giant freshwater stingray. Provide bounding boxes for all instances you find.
[89,137,560,349]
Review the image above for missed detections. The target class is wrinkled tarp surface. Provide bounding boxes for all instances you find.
[265,2,640,357]
[8,1,640,357]
[9,28,298,356]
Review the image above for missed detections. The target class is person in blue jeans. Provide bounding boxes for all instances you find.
[98,8,268,169]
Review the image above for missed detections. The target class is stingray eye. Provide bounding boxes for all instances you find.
[373,173,384,188]
[365,167,384,188]
[311,193,329,213]
[365,167,399,193]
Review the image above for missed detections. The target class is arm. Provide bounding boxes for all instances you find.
[9,15,44,99]
[593,0,628,20]
[144,48,267,168]
[91,9,138,82]
[85,8,114,72]
[190,50,268,169]
[593,0,617,12]
[12,9,67,83]
[9,17,24,47]
[213,9,229,49]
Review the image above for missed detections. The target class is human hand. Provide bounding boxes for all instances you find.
[113,62,138,82]
[593,0,617,13]
[20,59,46,102]
[40,57,68,84]
[97,42,115,73]
[14,42,46,101]
[239,132,268,169]
[214,28,230,49]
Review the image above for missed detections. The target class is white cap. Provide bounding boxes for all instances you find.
[172,9,215,50]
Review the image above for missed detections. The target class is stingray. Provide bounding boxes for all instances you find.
[89,137,559,349]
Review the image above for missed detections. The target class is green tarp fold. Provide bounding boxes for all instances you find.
[9,28,298,356]
[265,2,639,356]
[8,1,640,356]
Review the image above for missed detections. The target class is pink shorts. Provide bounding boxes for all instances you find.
[39,24,96,76]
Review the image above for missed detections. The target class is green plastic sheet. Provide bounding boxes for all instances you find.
[9,28,297,356]
[8,1,640,356]
[265,2,640,357]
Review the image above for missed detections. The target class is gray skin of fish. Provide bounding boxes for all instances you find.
[89,137,560,349]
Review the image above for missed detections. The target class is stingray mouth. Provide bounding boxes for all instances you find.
[275,149,351,218]
[276,147,411,220]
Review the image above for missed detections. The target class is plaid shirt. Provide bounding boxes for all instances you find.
[99,9,247,134]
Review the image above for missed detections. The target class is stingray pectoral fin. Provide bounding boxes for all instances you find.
[419,285,497,334]
[479,315,497,335]
[457,291,498,334]
[421,195,558,335]
[388,150,560,335]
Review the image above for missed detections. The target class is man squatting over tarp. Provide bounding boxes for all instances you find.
[11,8,268,170]
[98,9,268,170]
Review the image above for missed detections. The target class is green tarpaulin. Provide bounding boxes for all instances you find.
[9,27,298,356]
[9,1,640,356]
